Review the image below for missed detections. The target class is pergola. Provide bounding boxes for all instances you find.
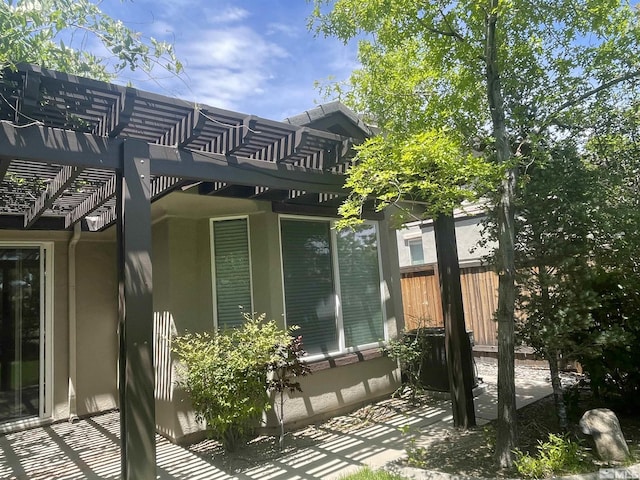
[0,63,360,479]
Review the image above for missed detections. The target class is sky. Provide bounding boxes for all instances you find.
[97,0,360,121]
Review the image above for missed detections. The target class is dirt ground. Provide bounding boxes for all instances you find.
[401,387,640,478]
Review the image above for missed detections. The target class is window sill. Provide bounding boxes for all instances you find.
[306,348,386,373]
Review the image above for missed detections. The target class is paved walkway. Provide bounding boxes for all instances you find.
[0,366,552,480]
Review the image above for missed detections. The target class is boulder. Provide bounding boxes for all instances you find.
[579,408,630,463]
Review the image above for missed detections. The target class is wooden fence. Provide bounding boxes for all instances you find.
[400,264,499,346]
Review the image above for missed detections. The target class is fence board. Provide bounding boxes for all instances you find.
[400,264,499,346]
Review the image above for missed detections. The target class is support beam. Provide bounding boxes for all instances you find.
[149,143,346,195]
[117,139,155,480]
[433,213,476,429]
[250,186,291,201]
[198,182,255,198]
[0,124,345,195]
[24,165,81,228]
[65,176,117,229]
[0,123,122,170]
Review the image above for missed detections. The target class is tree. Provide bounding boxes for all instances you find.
[0,0,181,80]
[513,141,600,430]
[310,0,640,467]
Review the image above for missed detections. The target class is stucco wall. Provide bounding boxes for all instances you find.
[396,216,492,267]
[152,193,402,443]
[74,235,118,417]
[0,191,403,442]
[263,355,400,431]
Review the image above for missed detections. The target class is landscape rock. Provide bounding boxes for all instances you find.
[579,408,630,463]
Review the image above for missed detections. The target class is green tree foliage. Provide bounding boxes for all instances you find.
[0,0,181,80]
[515,97,640,411]
[310,0,640,467]
[513,142,601,428]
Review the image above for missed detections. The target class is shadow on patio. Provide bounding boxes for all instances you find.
[0,398,453,480]
[0,369,552,480]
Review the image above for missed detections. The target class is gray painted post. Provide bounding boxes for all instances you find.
[117,139,156,479]
[434,213,476,428]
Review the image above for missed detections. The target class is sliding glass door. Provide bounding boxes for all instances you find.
[0,247,44,423]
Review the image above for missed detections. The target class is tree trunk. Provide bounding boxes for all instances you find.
[434,213,476,429]
[485,0,518,468]
[547,349,568,430]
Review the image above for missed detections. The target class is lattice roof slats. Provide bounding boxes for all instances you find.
[0,63,363,230]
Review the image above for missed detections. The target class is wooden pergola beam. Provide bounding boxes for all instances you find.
[93,90,136,138]
[0,123,122,170]
[204,115,258,154]
[24,165,81,228]
[155,107,207,147]
[65,176,117,229]
[148,143,346,195]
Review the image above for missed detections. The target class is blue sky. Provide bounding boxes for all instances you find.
[97,0,359,121]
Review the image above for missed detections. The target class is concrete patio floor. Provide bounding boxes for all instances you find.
[0,366,553,480]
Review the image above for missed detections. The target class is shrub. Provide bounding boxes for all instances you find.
[172,313,301,451]
[383,328,429,404]
[573,270,640,406]
[514,433,592,479]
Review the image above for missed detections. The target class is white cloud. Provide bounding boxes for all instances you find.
[171,26,290,112]
[205,6,250,24]
[266,23,301,38]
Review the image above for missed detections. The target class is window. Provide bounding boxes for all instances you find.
[210,217,253,329]
[408,238,424,265]
[280,217,384,355]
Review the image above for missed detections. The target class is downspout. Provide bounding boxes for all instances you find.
[68,223,81,423]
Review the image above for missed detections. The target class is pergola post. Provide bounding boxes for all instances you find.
[434,213,476,429]
[117,139,156,479]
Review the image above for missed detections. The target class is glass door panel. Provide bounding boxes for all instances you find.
[0,248,41,423]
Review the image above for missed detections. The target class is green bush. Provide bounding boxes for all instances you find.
[172,314,297,451]
[573,270,640,406]
[514,433,593,479]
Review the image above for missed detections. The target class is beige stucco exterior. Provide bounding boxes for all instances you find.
[0,191,403,443]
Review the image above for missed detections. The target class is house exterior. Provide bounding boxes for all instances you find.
[0,65,403,478]
[396,208,501,347]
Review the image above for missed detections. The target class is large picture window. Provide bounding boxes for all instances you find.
[280,217,384,355]
[210,217,253,329]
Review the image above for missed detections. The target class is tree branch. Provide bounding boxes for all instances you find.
[419,17,465,43]
[545,69,640,124]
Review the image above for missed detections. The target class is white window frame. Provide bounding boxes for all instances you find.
[0,241,54,426]
[209,216,254,329]
[407,237,425,265]
[278,215,387,360]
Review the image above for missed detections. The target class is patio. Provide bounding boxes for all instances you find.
[0,364,553,480]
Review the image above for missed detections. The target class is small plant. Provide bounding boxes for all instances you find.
[398,424,428,468]
[514,433,593,479]
[266,332,311,450]
[172,313,305,451]
[383,330,427,404]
